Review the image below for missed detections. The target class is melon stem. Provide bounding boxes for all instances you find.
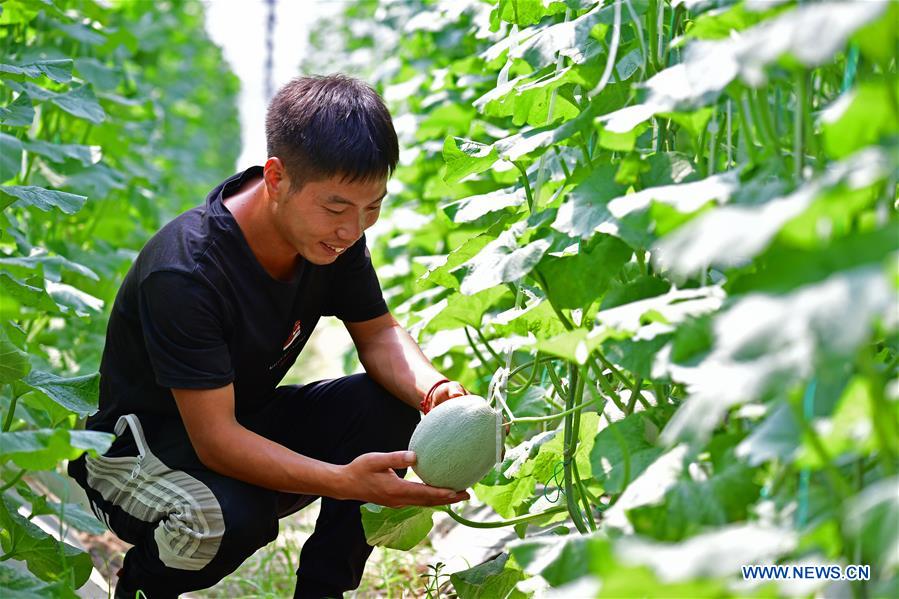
[505,399,594,426]
[437,505,568,529]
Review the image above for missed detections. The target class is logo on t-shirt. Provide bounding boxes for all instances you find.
[282,320,303,351]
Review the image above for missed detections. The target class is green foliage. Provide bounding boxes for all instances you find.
[360,503,436,551]
[311,0,899,595]
[1,0,239,592]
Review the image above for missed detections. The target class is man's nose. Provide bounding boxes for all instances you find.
[336,214,362,241]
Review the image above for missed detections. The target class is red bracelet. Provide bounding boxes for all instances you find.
[419,379,450,415]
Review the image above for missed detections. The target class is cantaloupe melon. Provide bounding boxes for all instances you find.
[408,395,503,491]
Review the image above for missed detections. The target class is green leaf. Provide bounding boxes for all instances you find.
[15,487,106,535]
[493,298,568,341]
[421,233,496,291]
[49,85,106,124]
[660,264,896,445]
[735,403,800,466]
[0,496,93,587]
[844,476,899,572]
[53,19,107,45]
[0,273,59,312]
[508,534,597,587]
[0,429,113,470]
[0,94,35,127]
[822,80,899,159]
[536,233,634,310]
[795,377,882,468]
[602,335,671,380]
[45,281,105,316]
[0,561,78,598]
[450,553,526,599]
[495,105,598,162]
[603,445,688,530]
[616,168,737,221]
[0,328,30,383]
[727,226,899,295]
[593,286,725,339]
[73,57,121,90]
[537,327,620,364]
[513,2,621,68]
[615,523,797,582]
[475,69,581,128]
[659,108,713,140]
[422,286,510,334]
[0,132,23,183]
[653,147,891,279]
[590,411,664,494]
[473,476,536,519]
[0,186,87,214]
[0,253,100,283]
[685,2,781,40]
[21,370,99,417]
[459,223,551,295]
[600,275,671,311]
[21,139,96,166]
[492,0,568,27]
[442,187,525,225]
[360,504,435,550]
[443,137,500,184]
[629,461,761,541]
[853,1,898,66]
[600,1,888,133]
[0,59,72,83]
[532,413,599,482]
[551,164,627,239]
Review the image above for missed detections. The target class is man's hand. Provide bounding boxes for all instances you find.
[340,450,470,507]
[429,380,468,410]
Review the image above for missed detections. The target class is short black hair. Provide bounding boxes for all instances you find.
[265,74,399,190]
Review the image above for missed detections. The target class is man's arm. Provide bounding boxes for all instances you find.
[172,384,468,507]
[344,312,466,411]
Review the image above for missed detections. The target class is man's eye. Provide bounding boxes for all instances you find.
[368,204,382,211]
[327,209,344,215]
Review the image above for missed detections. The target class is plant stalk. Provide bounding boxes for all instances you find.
[563,364,588,533]
[438,505,567,529]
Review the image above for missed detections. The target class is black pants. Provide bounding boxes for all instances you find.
[67,374,420,598]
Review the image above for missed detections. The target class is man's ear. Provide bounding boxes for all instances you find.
[263,157,289,201]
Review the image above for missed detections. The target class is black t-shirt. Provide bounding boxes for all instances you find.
[86,166,388,434]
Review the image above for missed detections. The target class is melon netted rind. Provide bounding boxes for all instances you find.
[408,395,501,491]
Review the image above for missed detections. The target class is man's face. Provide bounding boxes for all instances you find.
[270,173,386,266]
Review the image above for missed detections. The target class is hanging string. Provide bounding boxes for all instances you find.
[796,378,817,528]
[263,0,277,102]
[489,8,571,423]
